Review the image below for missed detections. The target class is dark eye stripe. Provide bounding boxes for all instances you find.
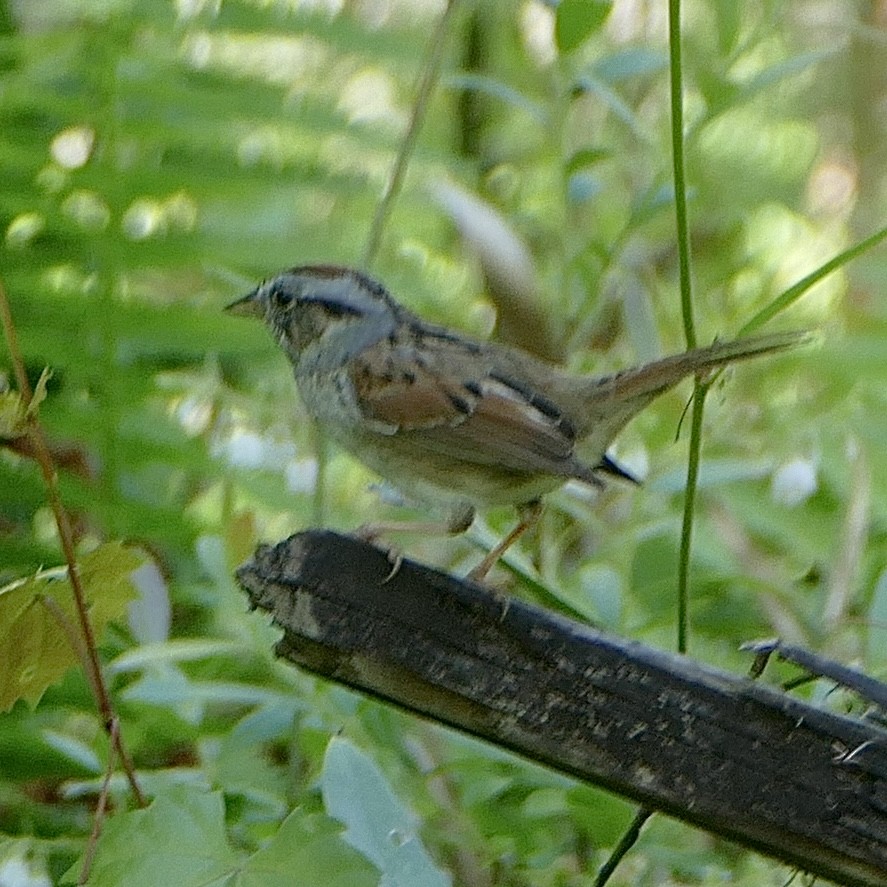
[300,295,364,317]
[270,287,294,307]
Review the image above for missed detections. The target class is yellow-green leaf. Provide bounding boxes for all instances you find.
[0,368,52,438]
[0,542,147,711]
[0,389,25,439]
[25,367,53,418]
[556,0,612,54]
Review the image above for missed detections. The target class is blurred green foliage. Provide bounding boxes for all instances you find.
[1,0,886,884]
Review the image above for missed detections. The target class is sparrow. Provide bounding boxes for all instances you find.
[227,265,804,579]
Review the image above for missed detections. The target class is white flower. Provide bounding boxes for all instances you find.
[771,457,817,507]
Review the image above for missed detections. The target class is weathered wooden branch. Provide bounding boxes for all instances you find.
[235,530,887,887]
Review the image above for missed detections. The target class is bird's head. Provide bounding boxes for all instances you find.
[226,265,402,364]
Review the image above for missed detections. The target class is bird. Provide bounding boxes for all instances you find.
[226,264,805,580]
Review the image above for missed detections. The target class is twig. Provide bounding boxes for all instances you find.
[603,0,701,873]
[362,0,463,266]
[668,0,696,353]
[0,277,145,807]
[675,380,708,654]
[668,0,702,658]
[79,717,121,885]
[594,808,652,886]
[39,594,102,703]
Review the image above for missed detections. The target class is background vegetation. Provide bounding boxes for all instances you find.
[2,0,886,884]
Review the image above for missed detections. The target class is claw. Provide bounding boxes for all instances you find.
[381,547,404,583]
[353,526,404,582]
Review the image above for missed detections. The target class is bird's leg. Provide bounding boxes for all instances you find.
[356,504,476,581]
[467,499,543,583]
[355,503,475,543]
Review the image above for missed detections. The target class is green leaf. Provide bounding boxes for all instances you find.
[322,737,451,887]
[26,367,52,418]
[64,787,239,886]
[0,542,145,710]
[714,0,742,54]
[0,369,51,439]
[107,639,245,674]
[68,785,379,886]
[567,784,633,846]
[740,49,836,103]
[240,811,377,887]
[592,47,668,82]
[556,0,612,54]
[443,73,547,123]
[564,147,611,177]
[0,389,25,439]
[573,73,647,140]
[739,223,887,334]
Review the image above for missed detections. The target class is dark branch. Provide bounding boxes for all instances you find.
[236,530,887,887]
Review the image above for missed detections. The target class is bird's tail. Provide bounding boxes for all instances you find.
[571,330,809,444]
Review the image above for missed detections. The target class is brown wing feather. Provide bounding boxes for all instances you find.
[349,342,469,429]
[348,336,596,482]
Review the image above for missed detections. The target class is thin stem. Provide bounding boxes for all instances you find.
[39,594,100,700]
[594,808,652,886]
[601,1,696,873]
[669,0,695,350]
[668,0,700,655]
[0,279,146,808]
[362,0,463,267]
[79,718,120,885]
[676,381,708,654]
[738,222,887,336]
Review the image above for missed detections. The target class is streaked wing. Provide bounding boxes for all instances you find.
[348,334,596,482]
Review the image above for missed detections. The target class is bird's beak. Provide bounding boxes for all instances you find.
[224,289,264,319]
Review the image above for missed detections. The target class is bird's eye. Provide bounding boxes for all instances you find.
[270,286,295,309]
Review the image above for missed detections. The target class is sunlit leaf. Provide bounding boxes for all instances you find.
[0,367,48,439]
[0,390,25,439]
[564,147,611,176]
[240,810,377,887]
[25,368,52,418]
[0,543,145,710]
[740,223,887,333]
[556,0,612,54]
[322,738,451,887]
[63,787,239,886]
